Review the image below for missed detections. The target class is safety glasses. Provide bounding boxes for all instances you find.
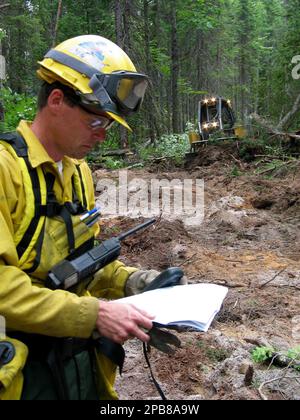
[64,92,115,130]
[87,115,114,131]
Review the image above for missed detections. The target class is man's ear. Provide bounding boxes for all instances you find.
[47,89,65,113]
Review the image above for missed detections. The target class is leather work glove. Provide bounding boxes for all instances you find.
[125,267,188,354]
[125,269,161,296]
[125,269,188,296]
[148,326,181,354]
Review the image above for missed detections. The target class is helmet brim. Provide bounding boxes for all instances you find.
[106,112,132,132]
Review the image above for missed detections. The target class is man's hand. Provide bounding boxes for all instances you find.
[96,300,154,344]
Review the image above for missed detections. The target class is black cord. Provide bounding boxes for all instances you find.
[142,343,167,400]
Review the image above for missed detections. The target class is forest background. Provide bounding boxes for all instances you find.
[1,1,300,400]
[0,0,299,152]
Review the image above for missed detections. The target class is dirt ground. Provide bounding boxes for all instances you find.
[93,142,300,400]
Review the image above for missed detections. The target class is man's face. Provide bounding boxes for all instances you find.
[44,89,115,160]
[55,101,114,159]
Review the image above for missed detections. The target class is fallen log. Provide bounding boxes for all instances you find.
[101,149,133,157]
[148,156,168,163]
[250,113,300,141]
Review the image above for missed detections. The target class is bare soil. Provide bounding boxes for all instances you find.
[93,142,300,400]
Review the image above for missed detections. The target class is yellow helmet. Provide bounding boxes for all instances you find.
[37,35,149,130]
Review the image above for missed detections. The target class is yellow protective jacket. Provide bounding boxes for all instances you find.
[0,121,137,398]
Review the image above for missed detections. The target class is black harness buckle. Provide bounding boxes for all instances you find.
[0,341,16,368]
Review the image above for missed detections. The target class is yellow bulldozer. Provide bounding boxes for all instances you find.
[187,96,247,154]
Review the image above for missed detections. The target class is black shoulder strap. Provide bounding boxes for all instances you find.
[1,133,45,260]
[0,132,29,157]
[75,164,88,210]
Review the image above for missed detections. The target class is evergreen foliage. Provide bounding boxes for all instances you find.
[0,0,299,145]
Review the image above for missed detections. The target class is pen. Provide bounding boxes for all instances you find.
[85,209,101,227]
[80,207,98,221]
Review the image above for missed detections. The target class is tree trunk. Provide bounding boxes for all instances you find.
[152,0,163,139]
[123,0,132,53]
[114,0,128,148]
[238,0,251,123]
[143,0,156,143]
[170,0,179,133]
[52,0,63,47]
[196,30,205,112]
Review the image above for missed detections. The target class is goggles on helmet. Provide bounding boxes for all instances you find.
[88,72,148,116]
[43,50,148,118]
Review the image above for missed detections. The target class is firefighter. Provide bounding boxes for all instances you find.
[0,35,171,400]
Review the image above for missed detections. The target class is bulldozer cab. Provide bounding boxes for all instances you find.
[187,96,245,154]
[198,96,235,140]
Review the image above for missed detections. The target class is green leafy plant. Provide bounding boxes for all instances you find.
[102,157,126,170]
[287,346,300,372]
[0,87,36,132]
[137,133,190,166]
[238,138,266,162]
[252,346,275,363]
[0,28,6,41]
[185,121,198,134]
[252,345,300,371]
[206,347,230,362]
[287,346,300,362]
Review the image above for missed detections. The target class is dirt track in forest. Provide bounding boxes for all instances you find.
[93,143,300,400]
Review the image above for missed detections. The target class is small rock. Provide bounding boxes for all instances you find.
[172,244,188,259]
